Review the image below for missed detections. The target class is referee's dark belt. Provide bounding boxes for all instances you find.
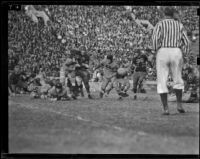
[160,46,181,48]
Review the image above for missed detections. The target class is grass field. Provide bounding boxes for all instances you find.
[8,82,199,154]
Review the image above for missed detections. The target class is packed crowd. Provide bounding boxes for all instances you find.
[8,6,199,75]
[8,5,199,101]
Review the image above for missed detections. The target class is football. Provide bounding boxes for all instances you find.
[117,68,128,76]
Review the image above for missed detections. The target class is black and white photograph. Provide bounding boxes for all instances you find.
[7,4,199,154]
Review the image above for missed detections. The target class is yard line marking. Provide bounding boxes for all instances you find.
[11,101,123,131]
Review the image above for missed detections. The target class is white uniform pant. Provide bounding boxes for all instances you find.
[156,48,184,94]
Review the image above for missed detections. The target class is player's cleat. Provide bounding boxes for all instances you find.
[99,92,104,98]
[104,90,110,97]
[72,95,77,100]
[88,94,93,99]
[61,97,71,101]
[133,95,137,100]
[185,93,199,103]
[80,91,84,97]
[185,97,199,103]
[177,108,185,113]
[140,88,146,93]
[162,110,170,115]
[119,92,129,97]
[122,92,129,97]
[118,96,123,100]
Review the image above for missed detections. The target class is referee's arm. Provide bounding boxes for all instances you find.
[181,26,191,56]
[152,22,162,52]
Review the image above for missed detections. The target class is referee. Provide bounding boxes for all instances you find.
[152,7,190,115]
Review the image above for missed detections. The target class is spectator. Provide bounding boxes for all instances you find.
[8,5,199,83]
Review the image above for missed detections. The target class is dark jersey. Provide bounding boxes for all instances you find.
[132,55,148,72]
[9,72,21,85]
[182,66,193,81]
[76,54,90,70]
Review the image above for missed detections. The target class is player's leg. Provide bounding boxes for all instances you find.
[76,76,84,97]
[123,79,130,95]
[170,49,185,113]
[137,72,146,93]
[8,80,15,96]
[65,78,75,99]
[113,80,123,99]
[156,48,170,115]
[105,76,116,96]
[81,70,92,99]
[11,84,17,95]
[59,87,71,101]
[79,82,84,97]
[132,72,139,99]
[100,77,110,98]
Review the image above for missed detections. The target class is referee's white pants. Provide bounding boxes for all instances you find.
[156,48,184,94]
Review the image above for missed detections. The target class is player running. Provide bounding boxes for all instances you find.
[95,54,119,98]
[131,50,153,99]
[71,48,93,99]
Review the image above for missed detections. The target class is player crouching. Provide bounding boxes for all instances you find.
[47,82,70,101]
[113,68,130,100]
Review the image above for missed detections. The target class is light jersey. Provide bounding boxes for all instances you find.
[99,59,118,78]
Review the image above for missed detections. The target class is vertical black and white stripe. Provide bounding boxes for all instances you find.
[152,19,190,54]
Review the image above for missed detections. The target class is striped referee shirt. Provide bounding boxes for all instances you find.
[152,18,190,54]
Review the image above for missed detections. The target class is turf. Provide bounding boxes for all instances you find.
[9,87,199,154]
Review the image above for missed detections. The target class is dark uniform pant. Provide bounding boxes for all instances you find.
[76,69,91,94]
[132,71,146,93]
[101,76,116,92]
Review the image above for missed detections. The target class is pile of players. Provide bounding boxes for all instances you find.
[8,46,152,101]
[8,46,199,102]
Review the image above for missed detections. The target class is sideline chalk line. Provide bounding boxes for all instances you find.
[10,100,123,131]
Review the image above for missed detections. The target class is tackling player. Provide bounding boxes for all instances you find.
[72,48,93,99]
[95,54,119,98]
[131,50,153,99]
[113,68,130,100]
[48,82,69,101]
